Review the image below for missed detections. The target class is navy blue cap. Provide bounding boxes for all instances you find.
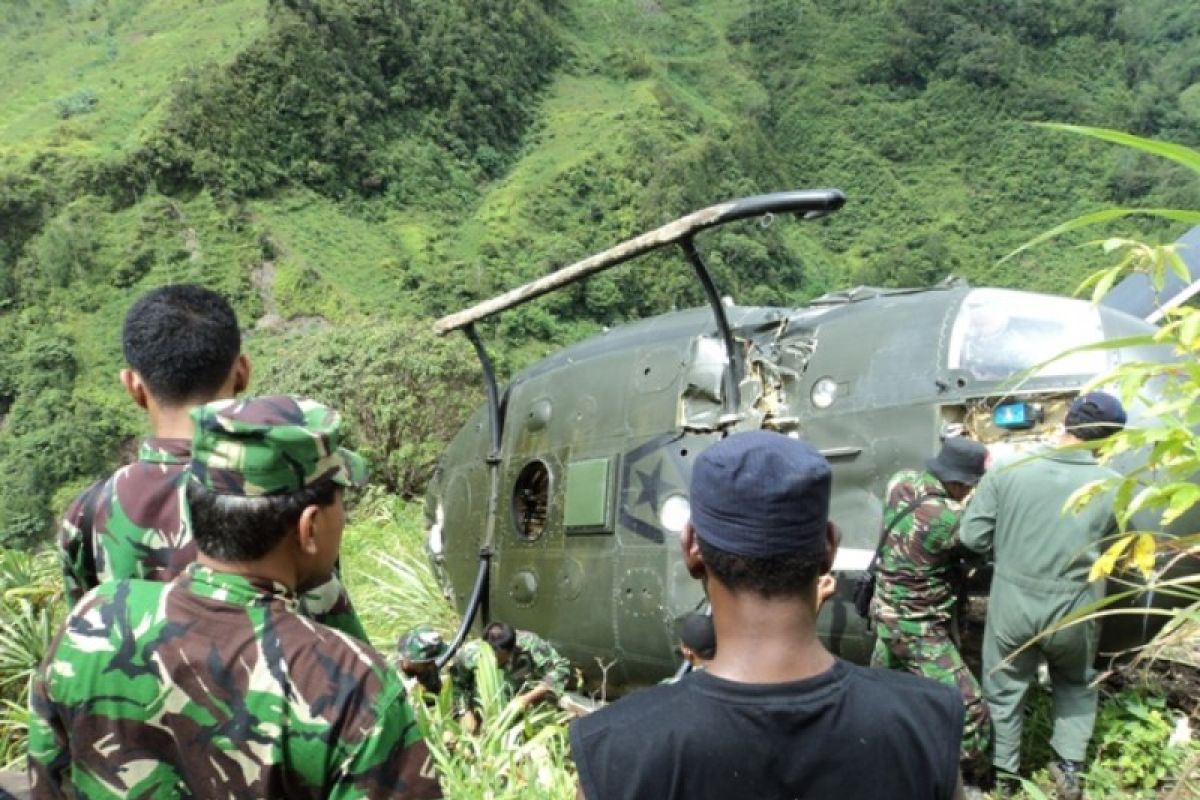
[689,430,831,558]
[1066,391,1126,441]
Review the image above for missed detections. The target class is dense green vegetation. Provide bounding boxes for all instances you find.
[1,0,1198,542]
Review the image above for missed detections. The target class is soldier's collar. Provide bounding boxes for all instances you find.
[1044,447,1098,466]
[184,563,299,611]
[140,437,192,465]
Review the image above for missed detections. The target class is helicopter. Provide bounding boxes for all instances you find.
[425,188,1200,690]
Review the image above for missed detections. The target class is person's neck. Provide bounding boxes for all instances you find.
[146,392,232,440]
[194,551,299,593]
[1059,431,1086,448]
[147,404,196,440]
[704,584,834,684]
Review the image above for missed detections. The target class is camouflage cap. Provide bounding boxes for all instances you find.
[189,394,368,496]
[397,625,448,663]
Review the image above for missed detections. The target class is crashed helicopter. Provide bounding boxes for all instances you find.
[426,188,1200,690]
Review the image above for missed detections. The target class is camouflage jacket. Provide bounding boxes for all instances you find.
[28,564,441,800]
[872,469,968,630]
[57,437,368,642]
[451,631,571,702]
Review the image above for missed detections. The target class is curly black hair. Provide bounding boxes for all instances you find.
[122,284,241,404]
[697,536,823,597]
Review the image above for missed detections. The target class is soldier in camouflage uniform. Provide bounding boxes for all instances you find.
[870,436,992,786]
[56,285,367,641]
[28,395,441,799]
[396,624,450,696]
[452,621,571,710]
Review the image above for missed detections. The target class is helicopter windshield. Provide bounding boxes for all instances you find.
[947,289,1107,381]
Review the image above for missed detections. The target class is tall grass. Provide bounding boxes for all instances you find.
[415,645,576,800]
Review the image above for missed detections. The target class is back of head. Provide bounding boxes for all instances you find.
[1065,391,1126,442]
[185,394,367,561]
[925,436,988,487]
[483,621,517,653]
[689,430,833,596]
[678,613,716,660]
[122,284,241,404]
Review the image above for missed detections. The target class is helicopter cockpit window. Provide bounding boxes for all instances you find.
[947,289,1107,381]
[512,460,551,541]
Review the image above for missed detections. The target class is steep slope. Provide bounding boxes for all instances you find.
[1,0,1198,543]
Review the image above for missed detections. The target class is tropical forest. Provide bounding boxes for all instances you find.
[1,0,1199,796]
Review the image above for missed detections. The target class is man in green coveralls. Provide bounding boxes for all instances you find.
[870,436,991,790]
[56,285,367,641]
[452,621,572,710]
[28,395,441,799]
[961,392,1126,800]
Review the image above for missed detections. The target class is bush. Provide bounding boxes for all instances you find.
[0,548,62,768]
[255,318,483,497]
[52,88,98,119]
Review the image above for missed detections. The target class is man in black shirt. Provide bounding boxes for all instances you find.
[570,431,965,800]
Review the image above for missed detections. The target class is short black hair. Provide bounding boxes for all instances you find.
[122,284,241,404]
[483,621,517,653]
[185,477,338,562]
[697,535,823,597]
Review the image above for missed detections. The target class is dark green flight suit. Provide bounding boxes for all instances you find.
[959,447,1118,773]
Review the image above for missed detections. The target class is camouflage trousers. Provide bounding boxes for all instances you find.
[872,622,993,779]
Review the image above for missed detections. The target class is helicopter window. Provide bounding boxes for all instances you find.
[512,460,551,541]
[947,289,1107,381]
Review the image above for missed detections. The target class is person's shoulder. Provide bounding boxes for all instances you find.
[572,681,684,740]
[280,611,391,670]
[61,473,117,526]
[455,639,483,667]
[885,469,921,495]
[517,629,551,648]
[843,661,961,715]
[75,576,167,610]
[272,612,405,708]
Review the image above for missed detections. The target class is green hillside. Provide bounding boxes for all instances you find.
[2,0,1199,543]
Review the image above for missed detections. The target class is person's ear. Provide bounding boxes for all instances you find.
[820,521,840,575]
[296,504,322,557]
[232,354,251,395]
[120,368,150,410]
[681,523,705,580]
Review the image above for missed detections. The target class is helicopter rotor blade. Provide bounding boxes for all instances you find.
[433,188,846,336]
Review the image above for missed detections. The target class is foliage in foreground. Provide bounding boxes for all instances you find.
[414,646,575,800]
[1003,124,1200,797]
[0,549,61,768]
[1018,125,1200,671]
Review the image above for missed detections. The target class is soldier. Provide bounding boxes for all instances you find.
[870,436,992,791]
[397,624,450,696]
[571,431,966,800]
[961,392,1126,800]
[56,284,367,641]
[28,395,441,799]
[452,621,571,710]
